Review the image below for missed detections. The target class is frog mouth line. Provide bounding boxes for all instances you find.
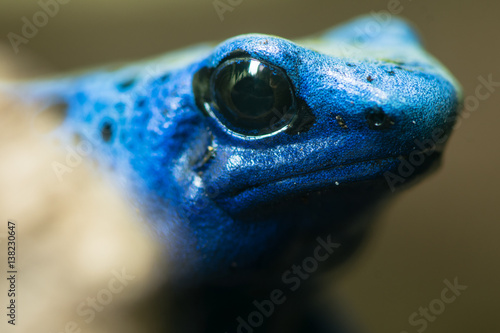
[225,149,441,202]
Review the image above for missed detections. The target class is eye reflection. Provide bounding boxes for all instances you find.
[247,59,261,76]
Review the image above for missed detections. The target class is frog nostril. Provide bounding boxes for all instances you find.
[365,107,394,130]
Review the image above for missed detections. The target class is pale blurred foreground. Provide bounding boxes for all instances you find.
[0,46,167,333]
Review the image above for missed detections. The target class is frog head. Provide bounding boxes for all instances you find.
[163,17,462,283]
[187,21,460,211]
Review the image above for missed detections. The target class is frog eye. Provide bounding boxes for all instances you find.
[194,57,297,137]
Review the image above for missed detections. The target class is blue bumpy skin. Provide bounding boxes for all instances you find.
[2,16,462,285]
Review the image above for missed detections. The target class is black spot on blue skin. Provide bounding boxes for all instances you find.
[33,102,68,133]
[100,119,116,142]
[386,70,396,76]
[346,63,356,67]
[136,98,147,109]
[367,75,374,82]
[159,73,170,82]
[365,107,394,130]
[118,78,136,91]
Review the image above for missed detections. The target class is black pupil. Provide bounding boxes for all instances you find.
[231,76,274,118]
[212,58,294,136]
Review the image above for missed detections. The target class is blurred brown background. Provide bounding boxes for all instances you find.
[0,0,498,332]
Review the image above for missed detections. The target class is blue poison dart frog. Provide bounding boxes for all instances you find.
[2,15,461,333]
